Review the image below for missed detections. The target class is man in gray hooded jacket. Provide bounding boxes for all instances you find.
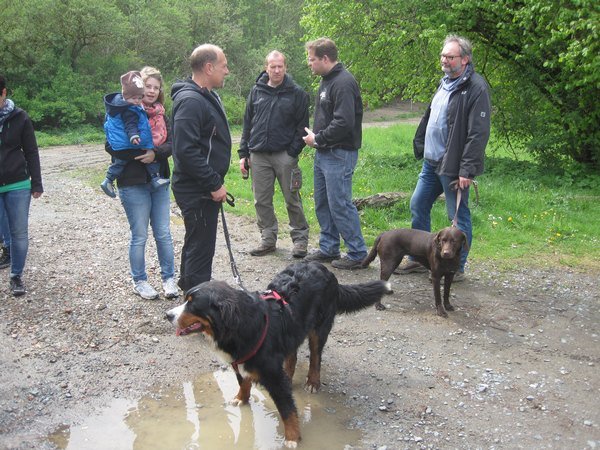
[399,35,491,280]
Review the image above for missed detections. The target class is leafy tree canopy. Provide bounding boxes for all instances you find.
[302,0,600,165]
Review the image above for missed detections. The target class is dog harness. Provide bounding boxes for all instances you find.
[231,290,287,383]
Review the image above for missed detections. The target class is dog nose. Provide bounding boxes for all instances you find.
[165,312,174,323]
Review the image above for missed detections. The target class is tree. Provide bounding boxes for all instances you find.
[302,0,600,166]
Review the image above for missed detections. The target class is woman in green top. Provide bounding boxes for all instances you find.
[0,74,43,296]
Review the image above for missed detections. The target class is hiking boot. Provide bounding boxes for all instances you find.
[0,246,10,270]
[151,177,170,190]
[428,271,466,282]
[163,277,180,298]
[100,178,116,198]
[133,280,159,300]
[303,250,340,263]
[291,242,307,258]
[331,256,366,270]
[250,243,276,257]
[395,260,428,274]
[10,275,26,297]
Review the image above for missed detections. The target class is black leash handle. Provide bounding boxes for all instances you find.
[219,195,246,291]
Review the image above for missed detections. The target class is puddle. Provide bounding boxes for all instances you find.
[47,367,362,449]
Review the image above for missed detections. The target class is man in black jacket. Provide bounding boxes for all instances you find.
[398,35,491,280]
[303,38,367,270]
[238,51,310,258]
[171,44,231,291]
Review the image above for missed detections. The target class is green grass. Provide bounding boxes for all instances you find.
[36,125,105,147]
[74,123,600,271]
[226,124,600,271]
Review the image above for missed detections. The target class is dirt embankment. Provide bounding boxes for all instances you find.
[0,142,598,449]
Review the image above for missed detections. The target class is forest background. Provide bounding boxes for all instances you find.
[1,0,598,169]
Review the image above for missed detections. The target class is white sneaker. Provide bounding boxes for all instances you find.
[133,280,159,300]
[162,277,179,298]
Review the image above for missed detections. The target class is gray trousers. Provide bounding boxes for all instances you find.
[250,151,309,247]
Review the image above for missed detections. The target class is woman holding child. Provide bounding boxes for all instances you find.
[106,66,178,300]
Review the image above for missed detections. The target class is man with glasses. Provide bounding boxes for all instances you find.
[398,35,491,281]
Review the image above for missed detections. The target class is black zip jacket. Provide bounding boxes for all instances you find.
[313,63,363,151]
[0,107,43,193]
[170,79,231,202]
[104,117,173,187]
[413,64,491,179]
[238,72,309,159]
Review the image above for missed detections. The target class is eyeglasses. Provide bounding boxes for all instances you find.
[440,54,461,61]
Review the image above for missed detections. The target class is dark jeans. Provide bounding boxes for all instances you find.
[176,197,220,292]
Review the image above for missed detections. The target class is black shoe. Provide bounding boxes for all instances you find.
[0,246,10,269]
[10,275,26,296]
[303,250,340,263]
[249,244,276,257]
[331,256,365,270]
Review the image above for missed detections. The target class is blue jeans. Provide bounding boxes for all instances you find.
[410,160,472,271]
[118,183,175,282]
[314,149,367,260]
[1,205,9,248]
[0,189,32,277]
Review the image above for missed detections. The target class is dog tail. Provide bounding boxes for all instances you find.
[336,280,392,313]
[360,234,382,268]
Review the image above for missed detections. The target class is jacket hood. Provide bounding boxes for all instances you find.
[255,72,296,92]
[171,78,207,101]
[104,92,129,108]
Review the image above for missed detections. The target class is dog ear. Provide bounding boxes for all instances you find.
[461,231,470,252]
[434,232,442,249]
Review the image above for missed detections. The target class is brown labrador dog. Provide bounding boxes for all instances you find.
[361,227,469,317]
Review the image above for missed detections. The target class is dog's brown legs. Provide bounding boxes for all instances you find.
[432,276,448,318]
[284,351,298,381]
[443,274,455,311]
[233,376,253,405]
[305,330,321,393]
[282,412,301,448]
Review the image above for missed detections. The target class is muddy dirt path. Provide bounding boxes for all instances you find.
[0,143,598,449]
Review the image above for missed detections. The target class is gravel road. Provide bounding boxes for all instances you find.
[0,144,598,449]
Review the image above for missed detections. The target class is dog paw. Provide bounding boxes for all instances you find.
[436,308,449,318]
[375,302,387,311]
[445,304,455,311]
[230,398,245,406]
[304,381,320,394]
[284,440,298,448]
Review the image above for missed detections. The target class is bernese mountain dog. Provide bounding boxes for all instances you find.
[166,261,391,448]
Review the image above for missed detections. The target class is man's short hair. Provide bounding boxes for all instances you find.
[305,38,338,62]
[444,35,473,62]
[190,44,221,72]
[265,50,287,67]
[0,75,6,93]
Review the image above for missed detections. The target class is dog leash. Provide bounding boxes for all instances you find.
[449,179,478,227]
[218,193,248,291]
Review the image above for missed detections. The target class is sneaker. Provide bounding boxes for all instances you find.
[163,277,179,298]
[100,178,116,198]
[331,256,365,270]
[10,275,26,296]
[395,260,428,274]
[291,242,307,258]
[250,243,276,257]
[133,280,159,300]
[0,246,10,270]
[151,177,170,190]
[303,250,340,263]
